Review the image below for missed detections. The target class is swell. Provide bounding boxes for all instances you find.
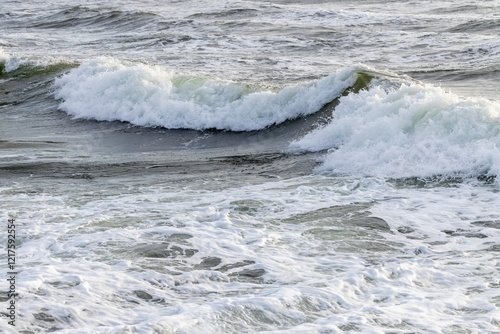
[30,6,160,31]
[187,8,261,19]
[407,66,500,83]
[427,4,496,15]
[447,19,500,34]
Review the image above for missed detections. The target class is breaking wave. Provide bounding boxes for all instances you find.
[290,79,500,181]
[53,57,366,131]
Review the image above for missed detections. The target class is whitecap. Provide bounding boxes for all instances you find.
[53,57,360,131]
[290,80,500,180]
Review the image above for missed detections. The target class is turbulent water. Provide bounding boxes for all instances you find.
[1,0,500,333]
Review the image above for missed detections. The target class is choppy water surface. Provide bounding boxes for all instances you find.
[1,0,500,333]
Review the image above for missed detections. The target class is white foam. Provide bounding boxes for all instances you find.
[290,81,500,180]
[4,176,500,333]
[53,58,358,131]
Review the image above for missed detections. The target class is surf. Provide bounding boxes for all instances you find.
[290,78,500,182]
[51,57,500,182]
[53,57,371,131]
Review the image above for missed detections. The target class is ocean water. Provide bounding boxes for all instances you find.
[1,0,500,333]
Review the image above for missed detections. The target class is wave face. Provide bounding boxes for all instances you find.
[290,80,500,180]
[53,58,359,131]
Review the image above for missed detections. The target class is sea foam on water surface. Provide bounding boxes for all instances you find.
[53,57,359,131]
[6,176,500,333]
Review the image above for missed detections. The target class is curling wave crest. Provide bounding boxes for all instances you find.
[290,81,500,181]
[54,57,359,131]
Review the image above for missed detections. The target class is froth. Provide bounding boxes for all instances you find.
[0,48,17,72]
[54,58,359,131]
[290,81,500,180]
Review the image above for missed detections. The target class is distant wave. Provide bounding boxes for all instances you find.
[447,19,500,35]
[31,6,160,31]
[53,57,368,131]
[290,79,500,181]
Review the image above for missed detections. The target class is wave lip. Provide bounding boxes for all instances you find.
[54,58,361,131]
[290,80,500,181]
